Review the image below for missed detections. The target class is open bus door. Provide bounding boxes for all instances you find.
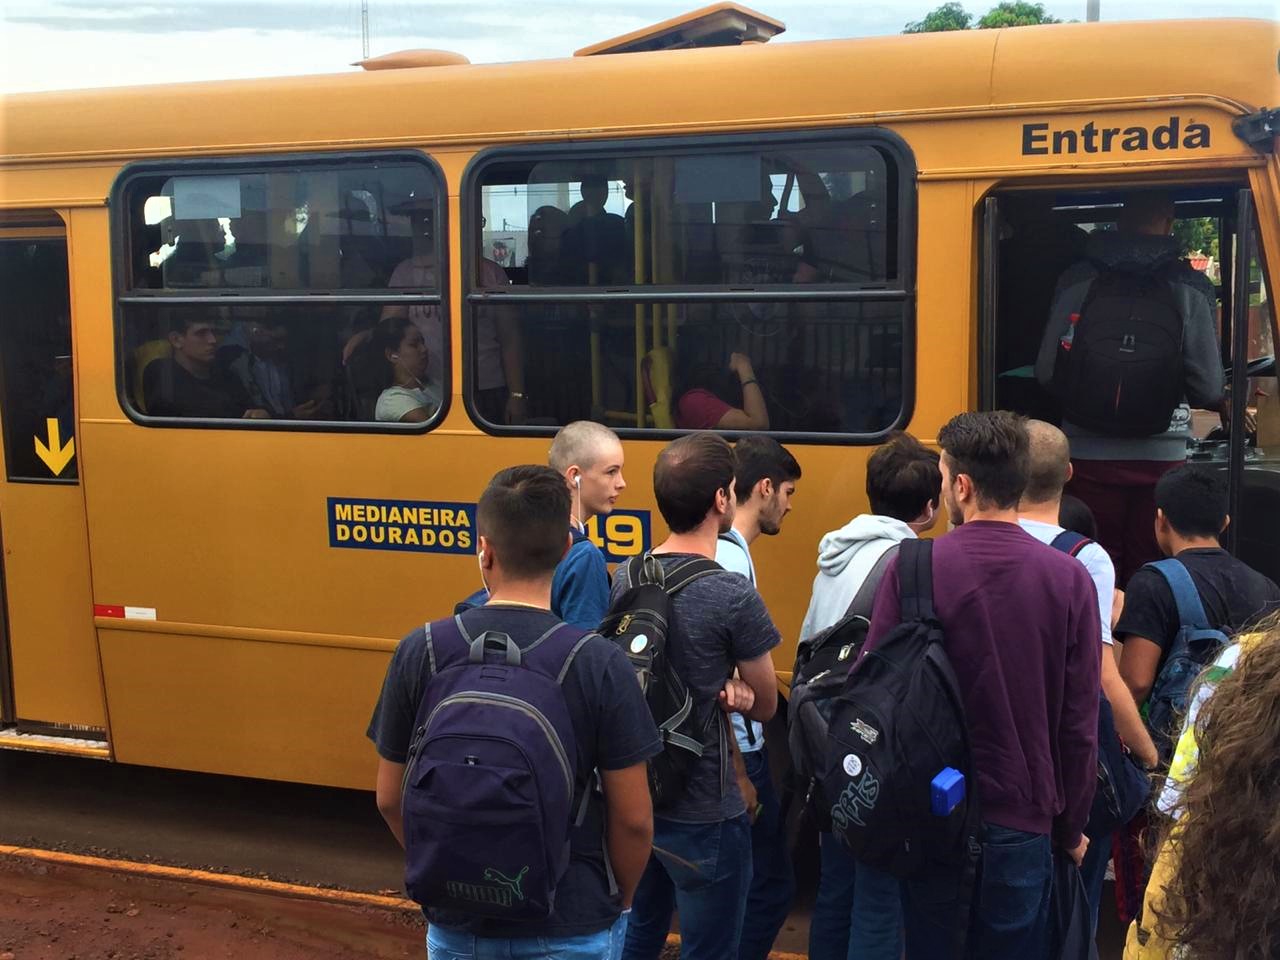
[0,213,109,757]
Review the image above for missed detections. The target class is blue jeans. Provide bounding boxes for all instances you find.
[426,911,628,960]
[738,748,796,960]
[809,832,903,960]
[903,825,1051,960]
[623,814,753,960]
[1080,830,1111,935]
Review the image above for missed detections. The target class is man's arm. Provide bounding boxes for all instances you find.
[600,763,654,908]
[1101,648,1158,768]
[1118,636,1163,708]
[1180,273,1226,410]
[375,758,406,847]
[1054,581,1101,859]
[733,652,778,723]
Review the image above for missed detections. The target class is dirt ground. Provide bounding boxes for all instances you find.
[0,856,425,960]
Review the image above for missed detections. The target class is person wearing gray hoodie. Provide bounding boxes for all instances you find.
[803,432,941,960]
[1035,190,1224,585]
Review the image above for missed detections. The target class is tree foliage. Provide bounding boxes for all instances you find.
[977,2,1061,27]
[904,2,973,33]
[905,2,1060,33]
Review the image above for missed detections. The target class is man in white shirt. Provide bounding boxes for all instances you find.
[714,436,801,960]
[1017,418,1158,933]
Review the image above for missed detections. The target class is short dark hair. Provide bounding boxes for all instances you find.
[733,436,801,504]
[477,465,571,579]
[654,433,735,534]
[1156,464,1228,539]
[865,432,941,522]
[1058,494,1098,540]
[373,314,415,358]
[937,411,1029,510]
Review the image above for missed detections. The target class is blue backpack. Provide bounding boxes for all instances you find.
[1145,558,1230,765]
[401,615,592,919]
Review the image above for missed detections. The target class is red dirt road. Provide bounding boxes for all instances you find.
[0,855,425,960]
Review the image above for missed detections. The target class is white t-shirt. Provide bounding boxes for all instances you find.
[1019,518,1115,646]
[715,528,766,753]
[375,384,441,423]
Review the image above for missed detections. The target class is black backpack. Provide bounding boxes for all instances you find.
[789,544,898,827]
[1051,262,1184,436]
[824,538,980,881]
[600,553,722,811]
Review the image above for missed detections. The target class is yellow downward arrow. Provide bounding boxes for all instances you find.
[34,417,75,477]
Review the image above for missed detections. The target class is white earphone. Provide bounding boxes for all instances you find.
[574,475,581,488]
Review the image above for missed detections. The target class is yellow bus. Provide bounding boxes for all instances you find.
[0,7,1276,789]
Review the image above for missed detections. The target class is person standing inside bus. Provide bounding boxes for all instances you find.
[1035,191,1223,587]
[713,436,801,960]
[548,421,627,630]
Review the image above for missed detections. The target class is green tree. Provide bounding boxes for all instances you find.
[977,2,1061,27]
[1172,217,1220,260]
[904,2,973,33]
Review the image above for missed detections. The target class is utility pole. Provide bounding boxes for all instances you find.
[1087,0,1100,21]
[361,0,371,60]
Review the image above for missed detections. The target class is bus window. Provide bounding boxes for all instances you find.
[470,135,911,437]
[0,237,75,481]
[116,155,447,427]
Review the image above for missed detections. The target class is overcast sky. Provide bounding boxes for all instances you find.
[1,0,1274,94]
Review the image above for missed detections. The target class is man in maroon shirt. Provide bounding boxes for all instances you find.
[864,411,1100,959]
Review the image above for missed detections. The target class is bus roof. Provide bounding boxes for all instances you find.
[1,18,1276,163]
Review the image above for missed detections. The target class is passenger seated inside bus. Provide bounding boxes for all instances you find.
[371,315,439,424]
[673,350,769,431]
[221,320,325,420]
[143,312,269,419]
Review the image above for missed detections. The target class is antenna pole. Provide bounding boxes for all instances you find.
[1087,0,1100,21]
[361,0,371,60]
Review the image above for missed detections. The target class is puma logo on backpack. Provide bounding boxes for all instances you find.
[600,553,721,810]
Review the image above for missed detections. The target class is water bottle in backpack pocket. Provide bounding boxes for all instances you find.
[401,618,591,919]
[599,553,722,810]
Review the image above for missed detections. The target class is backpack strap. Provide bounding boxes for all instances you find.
[661,556,723,595]
[1049,529,1093,558]
[1150,558,1212,631]
[896,538,935,622]
[846,543,900,620]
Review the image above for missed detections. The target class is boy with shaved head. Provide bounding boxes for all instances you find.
[548,421,628,629]
[1017,419,1158,931]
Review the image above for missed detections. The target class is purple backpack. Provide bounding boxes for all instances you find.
[402,615,592,919]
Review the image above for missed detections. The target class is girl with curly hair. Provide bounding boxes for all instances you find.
[1125,613,1280,958]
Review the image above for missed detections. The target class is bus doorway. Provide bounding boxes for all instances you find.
[979,184,1280,586]
[0,215,108,755]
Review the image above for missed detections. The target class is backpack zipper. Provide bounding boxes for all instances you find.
[422,692,573,796]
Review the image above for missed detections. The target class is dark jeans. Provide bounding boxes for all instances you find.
[810,832,903,960]
[902,824,1052,960]
[737,748,795,960]
[1080,830,1111,935]
[623,814,753,960]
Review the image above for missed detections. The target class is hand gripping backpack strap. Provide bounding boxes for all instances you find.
[1150,558,1212,631]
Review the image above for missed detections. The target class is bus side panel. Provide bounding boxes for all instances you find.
[97,627,388,788]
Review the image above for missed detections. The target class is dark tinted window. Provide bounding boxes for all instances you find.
[470,135,911,438]
[118,155,446,427]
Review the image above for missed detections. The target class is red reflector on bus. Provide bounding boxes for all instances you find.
[94,604,125,618]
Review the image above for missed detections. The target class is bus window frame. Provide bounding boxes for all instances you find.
[460,128,918,445]
[109,150,450,434]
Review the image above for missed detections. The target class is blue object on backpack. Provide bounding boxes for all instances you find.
[1145,558,1230,765]
[930,767,965,817]
[401,615,593,919]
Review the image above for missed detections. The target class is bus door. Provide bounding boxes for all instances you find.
[980,184,1279,582]
[0,216,108,754]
